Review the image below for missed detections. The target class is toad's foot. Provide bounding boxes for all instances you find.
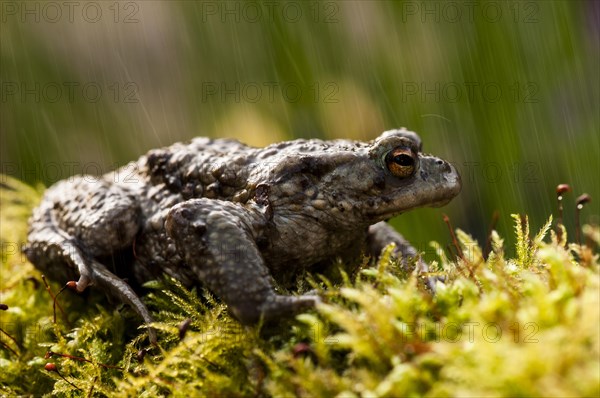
[25,238,158,344]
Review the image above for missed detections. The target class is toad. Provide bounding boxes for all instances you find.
[25,129,461,342]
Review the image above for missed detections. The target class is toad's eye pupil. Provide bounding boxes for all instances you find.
[394,154,413,166]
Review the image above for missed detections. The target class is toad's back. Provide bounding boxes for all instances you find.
[128,137,357,208]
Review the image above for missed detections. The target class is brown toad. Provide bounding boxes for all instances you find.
[24,129,461,342]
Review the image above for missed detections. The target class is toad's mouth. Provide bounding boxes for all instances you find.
[370,193,455,220]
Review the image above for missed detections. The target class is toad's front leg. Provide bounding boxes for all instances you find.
[367,221,439,291]
[165,199,319,325]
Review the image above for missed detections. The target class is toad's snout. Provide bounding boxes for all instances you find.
[419,156,461,207]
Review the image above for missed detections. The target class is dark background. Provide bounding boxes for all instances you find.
[1,1,598,258]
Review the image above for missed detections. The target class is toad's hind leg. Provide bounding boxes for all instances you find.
[24,177,156,343]
[165,199,319,325]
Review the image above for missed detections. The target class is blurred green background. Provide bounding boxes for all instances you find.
[1,1,598,258]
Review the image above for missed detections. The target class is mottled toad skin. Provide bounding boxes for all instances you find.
[25,129,461,342]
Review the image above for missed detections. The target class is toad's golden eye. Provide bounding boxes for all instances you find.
[385,147,416,178]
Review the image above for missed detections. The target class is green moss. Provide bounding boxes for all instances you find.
[1,174,598,397]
